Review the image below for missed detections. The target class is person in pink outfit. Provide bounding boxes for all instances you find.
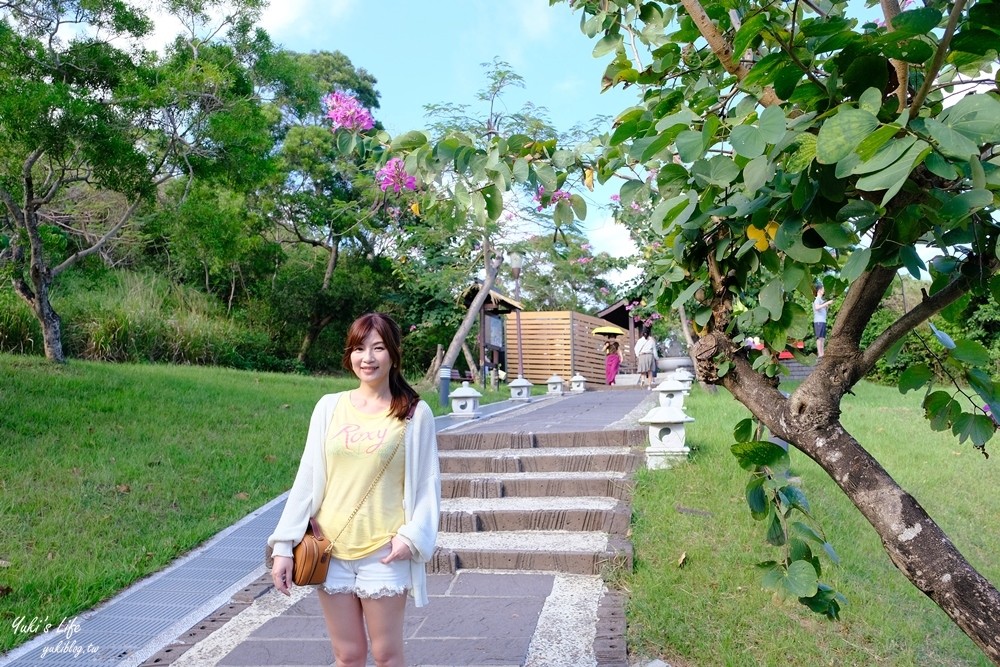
[604,340,622,385]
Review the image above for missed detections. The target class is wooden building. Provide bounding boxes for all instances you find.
[504,310,619,386]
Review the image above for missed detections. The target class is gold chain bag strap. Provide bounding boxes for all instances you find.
[291,415,410,586]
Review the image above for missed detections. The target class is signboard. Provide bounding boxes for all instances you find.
[486,314,504,350]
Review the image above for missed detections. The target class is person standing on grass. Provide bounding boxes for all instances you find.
[268,312,440,667]
[813,285,835,358]
[634,328,658,389]
[604,339,622,385]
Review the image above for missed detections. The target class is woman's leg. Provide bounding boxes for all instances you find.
[318,591,368,667]
[360,594,407,667]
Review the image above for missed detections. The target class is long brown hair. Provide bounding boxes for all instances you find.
[342,313,419,420]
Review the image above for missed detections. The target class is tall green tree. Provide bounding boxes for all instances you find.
[553,0,1000,658]
[0,0,283,362]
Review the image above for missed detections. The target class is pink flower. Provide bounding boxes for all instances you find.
[377,158,417,193]
[610,194,621,202]
[630,201,642,211]
[599,287,609,295]
[576,257,593,264]
[323,91,375,132]
[581,243,591,251]
[410,325,418,332]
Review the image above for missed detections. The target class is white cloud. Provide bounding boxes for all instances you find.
[516,0,555,41]
[588,214,637,259]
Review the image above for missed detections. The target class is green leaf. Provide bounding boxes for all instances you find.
[760,279,784,319]
[676,130,706,162]
[813,223,856,248]
[898,363,933,393]
[639,130,675,163]
[952,339,991,367]
[390,130,428,151]
[841,247,871,283]
[968,368,1000,418]
[924,390,959,430]
[858,87,883,115]
[593,32,623,58]
[671,279,705,309]
[766,510,786,546]
[925,118,980,159]
[951,28,1000,55]
[763,560,819,598]
[857,140,931,206]
[746,478,769,519]
[609,118,638,146]
[882,37,935,64]
[692,155,741,187]
[570,194,587,220]
[785,134,817,174]
[816,108,880,164]
[734,417,755,442]
[940,189,995,221]
[855,125,901,162]
[891,7,943,35]
[731,440,791,471]
[482,184,503,221]
[939,93,1000,143]
[512,158,529,183]
[952,413,996,447]
[852,135,915,175]
[733,13,768,61]
[731,125,766,158]
[743,155,771,194]
[759,105,787,144]
[534,163,558,192]
[791,521,825,545]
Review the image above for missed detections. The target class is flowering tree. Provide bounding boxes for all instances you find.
[552,0,1000,659]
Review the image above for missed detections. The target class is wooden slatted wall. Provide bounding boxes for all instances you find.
[505,311,618,385]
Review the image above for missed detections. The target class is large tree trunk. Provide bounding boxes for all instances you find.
[693,332,1000,662]
[297,314,334,364]
[12,275,64,363]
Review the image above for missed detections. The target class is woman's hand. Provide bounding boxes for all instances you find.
[380,536,413,564]
[272,555,294,596]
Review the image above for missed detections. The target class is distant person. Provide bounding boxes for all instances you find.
[604,340,622,385]
[634,328,658,390]
[268,312,440,667]
[813,286,834,358]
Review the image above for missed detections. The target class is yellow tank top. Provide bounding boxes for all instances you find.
[314,395,406,560]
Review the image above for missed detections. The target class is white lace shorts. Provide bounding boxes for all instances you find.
[321,543,410,599]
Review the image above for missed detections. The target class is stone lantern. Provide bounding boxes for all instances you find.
[546,374,565,395]
[669,367,694,390]
[655,380,688,409]
[450,381,482,419]
[570,374,587,393]
[638,405,695,469]
[509,376,533,401]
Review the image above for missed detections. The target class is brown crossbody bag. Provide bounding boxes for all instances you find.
[288,414,411,586]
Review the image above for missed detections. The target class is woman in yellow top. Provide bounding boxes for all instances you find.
[268,313,440,667]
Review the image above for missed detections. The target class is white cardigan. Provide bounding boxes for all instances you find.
[267,392,441,607]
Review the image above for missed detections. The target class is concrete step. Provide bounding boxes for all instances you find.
[437,429,647,451]
[439,446,643,474]
[439,496,631,534]
[430,530,633,576]
[441,471,634,500]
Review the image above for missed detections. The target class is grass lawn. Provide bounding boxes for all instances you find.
[0,354,494,653]
[626,381,1000,666]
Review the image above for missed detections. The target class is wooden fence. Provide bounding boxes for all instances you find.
[504,311,620,385]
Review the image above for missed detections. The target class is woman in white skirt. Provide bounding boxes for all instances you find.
[634,328,658,389]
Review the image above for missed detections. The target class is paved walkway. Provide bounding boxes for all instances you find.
[1,390,656,667]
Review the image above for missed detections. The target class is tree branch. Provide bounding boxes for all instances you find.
[679,0,782,107]
[879,0,909,109]
[909,0,967,119]
[860,257,999,375]
[52,199,141,277]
